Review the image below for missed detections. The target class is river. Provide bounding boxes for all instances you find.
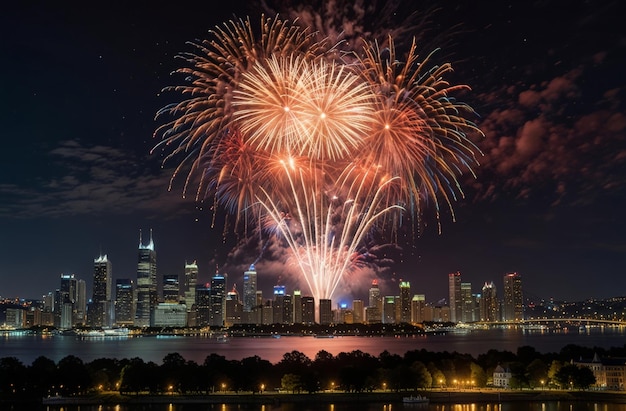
[1,325,625,365]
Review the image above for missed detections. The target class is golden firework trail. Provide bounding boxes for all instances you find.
[154,15,482,305]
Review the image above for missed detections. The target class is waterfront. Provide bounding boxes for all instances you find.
[2,326,625,364]
[12,400,626,411]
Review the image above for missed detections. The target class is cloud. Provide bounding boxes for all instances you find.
[0,140,188,218]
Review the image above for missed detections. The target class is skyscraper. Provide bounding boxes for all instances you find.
[272,285,286,324]
[195,283,211,326]
[352,299,364,323]
[90,254,112,327]
[115,279,134,326]
[209,273,226,327]
[135,229,157,327]
[163,274,180,303]
[293,289,303,324]
[480,281,499,322]
[448,272,462,323]
[57,273,77,329]
[302,296,315,324]
[319,298,332,325]
[367,279,382,323]
[243,264,257,312]
[183,261,198,308]
[411,294,426,323]
[503,272,523,322]
[460,282,474,323]
[399,281,411,323]
[383,296,396,324]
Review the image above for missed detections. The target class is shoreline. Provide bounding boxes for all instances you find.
[37,390,626,406]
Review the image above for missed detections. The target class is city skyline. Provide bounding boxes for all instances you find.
[1,1,625,303]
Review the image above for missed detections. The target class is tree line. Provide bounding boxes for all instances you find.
[0,343,615,399]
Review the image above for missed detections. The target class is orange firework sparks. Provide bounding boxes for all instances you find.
[155,16,482,305]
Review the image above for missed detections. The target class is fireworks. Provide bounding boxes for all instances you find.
[154,15,482,305]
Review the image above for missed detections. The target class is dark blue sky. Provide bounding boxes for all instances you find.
[1,1,624,304]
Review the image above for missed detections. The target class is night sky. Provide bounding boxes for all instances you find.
[1,1,624,304]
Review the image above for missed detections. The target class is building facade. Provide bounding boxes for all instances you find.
[503,272,523,322]
[135,230,157,327]
[448,272,462,323]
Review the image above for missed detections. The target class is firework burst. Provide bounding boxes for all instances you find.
[154,15,482,308]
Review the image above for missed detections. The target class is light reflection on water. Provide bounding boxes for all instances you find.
[34,402,626,411]
[3,327,626,365]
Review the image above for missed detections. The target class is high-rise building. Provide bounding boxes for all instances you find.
[480,281,499,322]
[448,272,462,323]
[302,296,315,325]
[89,254,112,327]
[503,272,523,322]
[57,273,78,329]
[352,299,364,323]
[399,281,411,323]
[115,279,134,326]
[183,261,198,308]
[243,264,257,313]
[195,283,211,326]
[135,229,157,327]
[209,273,226,327]
[272,285,286,324]
[460,282,474,323]
[163,274,180,303]
[319,298,332,325]
[411,294,426,323]
[383,296,396,324]
[225,286,241,326]
[367,280,382,323]
[76,279,87,325]
[293,290,303,324]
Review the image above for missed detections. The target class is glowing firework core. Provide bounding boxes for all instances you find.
[155,16,482,306]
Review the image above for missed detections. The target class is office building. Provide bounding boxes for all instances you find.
[115,279,134,326]
[153,302,187,327]
[460,282,474,323]
[163,274,180,303]
[480,281,499,322]
[399,281,411,323]
[319,298,332,325]
[293,289,303,324]
[448,271,462,323]
[210,273,226,327]
[225,287,242,326]
[89,254,112,327]
[411,294,426,323]
[302,296,315,325]
[503,272,523,322]
[367,280,382,323]
[383,296,396,324]
[352,299,364,323]
[243,264,257,312]
[135,229,157,327]
[183,261,198,308]
[195,283,211,326]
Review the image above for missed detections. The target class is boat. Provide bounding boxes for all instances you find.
[402,395,429,404]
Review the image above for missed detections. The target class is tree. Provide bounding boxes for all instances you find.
[555,364,596,390]
[28,356,57,396]
[526,358,548,388]
[281,373,302,393]
[469,362,487,388]
[410,361,432,388]
[0,357,27,397]
[57,355,91,395]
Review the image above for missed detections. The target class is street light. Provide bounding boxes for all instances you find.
[382,382,387,391]
[540,380,545,391]
[439,379,443,389]
[260,383,265,394]
[221,383,226,392]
